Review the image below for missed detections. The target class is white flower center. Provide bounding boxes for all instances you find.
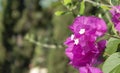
[79,29,85,34]
[74,39,79,45]
[71,34,74,40]
[116,9,120,13]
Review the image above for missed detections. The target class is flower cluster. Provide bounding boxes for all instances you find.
[64,16,107,73]
[110,5,120,32]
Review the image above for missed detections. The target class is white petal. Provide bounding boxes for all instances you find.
[79,29,85,34]
[74,39,79,45]
[71,34,74,40]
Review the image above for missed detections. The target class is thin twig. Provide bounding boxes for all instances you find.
[25,38,63,49]
[109,0,114,6]
[104,52,110,57]
[59,0,77,17]
[106,33,120,39]
[84,0,112,7]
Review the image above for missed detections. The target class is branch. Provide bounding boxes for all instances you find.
[106,33,120,39]
[25,38,63,49]
[84,0,112,7]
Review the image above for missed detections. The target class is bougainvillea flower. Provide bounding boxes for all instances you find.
[111,13,120,25]
[79,66,103,73]
[97,40,106,52]
[115,23,120,31]
[64,16,107,71]
[65,39,106,68]
[69,16,107,37]
[110,5,120,15]
[72,46,98,68]
[110,5,120,32]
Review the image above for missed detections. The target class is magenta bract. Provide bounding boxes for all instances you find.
[110,5,120,32]
[64,16,107,72]
[69,16,107,37]
[79,66,103,73]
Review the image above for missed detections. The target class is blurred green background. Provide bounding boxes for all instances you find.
[0,0,117,73]
[0,0,77,73]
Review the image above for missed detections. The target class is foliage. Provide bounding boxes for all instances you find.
[0,0,120,73]
[102,52,120,73]
[54,0,120,73]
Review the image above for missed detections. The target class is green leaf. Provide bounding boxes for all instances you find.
[63,0,72,5]
[110,64,120,73]
[100,5,110,10]
[55,11,66,16]
[112,24,118,35]
[105,38,120,55]
[79,0,85,15]
[102,52,120,73]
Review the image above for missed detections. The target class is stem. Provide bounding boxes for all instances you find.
[109,0,114,6]
[59,0,77,17]
[25,38,63,49]
[104,52,110,57]
[84,0,112,7]
[71,9,76,17]
[106,33,120,39]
